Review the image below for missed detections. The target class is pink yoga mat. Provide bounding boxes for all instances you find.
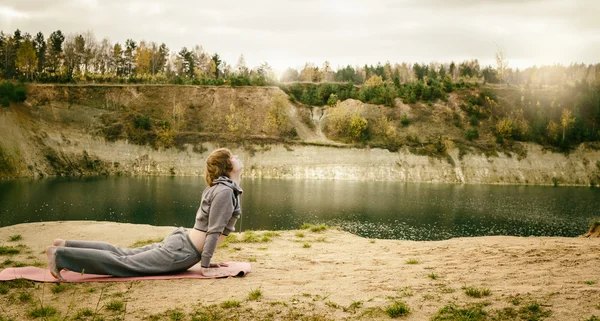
[0,262,251,283]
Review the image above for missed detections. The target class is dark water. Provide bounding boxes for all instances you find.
[0,177,598,241]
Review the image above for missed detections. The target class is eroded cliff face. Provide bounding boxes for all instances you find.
[1,84,599,186]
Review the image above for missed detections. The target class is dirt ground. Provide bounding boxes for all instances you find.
[0,221,599,320]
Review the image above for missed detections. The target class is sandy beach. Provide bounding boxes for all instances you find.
[0,221,599,320]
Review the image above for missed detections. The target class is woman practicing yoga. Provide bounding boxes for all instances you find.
[46,148,244,280]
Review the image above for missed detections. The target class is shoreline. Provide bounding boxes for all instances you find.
[1,221,599,320]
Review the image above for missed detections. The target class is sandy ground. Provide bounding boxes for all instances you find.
[0,221,599,320]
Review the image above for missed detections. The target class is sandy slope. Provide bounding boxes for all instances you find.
[0,221,599,320]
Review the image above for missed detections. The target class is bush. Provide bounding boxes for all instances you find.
[465,128,479,141]
[133,115,152,130]
[400,113,411,126]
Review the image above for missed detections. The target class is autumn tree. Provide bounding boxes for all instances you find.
[211,53,222,79]
[560,108,575,142]
[16,39,37,80]
[263,94,293,136]
[135,41,152,75]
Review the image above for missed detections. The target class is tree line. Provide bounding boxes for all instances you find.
[1,29,598,88]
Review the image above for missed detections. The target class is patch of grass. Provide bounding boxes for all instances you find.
[191,304,226,321]
[262,231,280,237]
[1,259,13,266]
[517,301,551,320]
[405,259,419,264]
[428,273,439,279]
[168,309,186,321]
[463,286,491,298]
[583,316,600,321]
[8,235,22,242]
[130,237,163,248]
[74,308,94,319]
[511,297,521,305]
[228,231,276,243]
[18,291,33,302]
[385,301,410,318]
[3,279,35,289]
[105,299,125,312]
[423,294,436,301]
[431,303,488,321]
[0,246,20,255]
[28,305,58,318]
[302,243,312,248]
[325,301,340,309]
[248,257,257,262]
[584,280,597,285]
[51,283,72,294]
[220,300,241,309]
[299,223,329,233]
[295,232,305,238]
[344,300,363,312]
[248,288,262,301]
[369,239,376,243]
[437,284,455,294]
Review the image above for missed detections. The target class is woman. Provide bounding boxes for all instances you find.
[46,148,244,280]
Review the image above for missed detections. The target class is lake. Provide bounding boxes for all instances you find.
[0,176,598,241]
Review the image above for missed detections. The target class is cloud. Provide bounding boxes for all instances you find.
[1,0,598,70]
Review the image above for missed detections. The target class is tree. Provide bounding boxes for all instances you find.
[0,33,17,78]
[47,30,65,74]
[365,75,383,87]
[300,62,317,82]
[413,63,427,80]
[546,120,559,143]
[322,61,334,82]
[124,39,137,76]
[135,41,152,75]
[178,47,194,78]
[149,43,168,75]
[235,54,249,77]
[95,38,112,74]
[33,32,46,74]
[74,34,85,75]
[449,61,456,80]
[62,35,77,79]
[82,31,97,74]
[112,43,124,76]
[560,108,575,142]
[495,47,509,84]
[211,53,222,79]
[280,68,299,82]
[481,66,499,84]
[16,39,37,80]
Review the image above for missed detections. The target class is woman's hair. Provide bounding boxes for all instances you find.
[205,148,233,186]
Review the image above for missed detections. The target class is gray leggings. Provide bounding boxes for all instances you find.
[55,227,202,277]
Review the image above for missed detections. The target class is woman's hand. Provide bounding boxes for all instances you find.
[209,262,229,268]
[200,267,228,277]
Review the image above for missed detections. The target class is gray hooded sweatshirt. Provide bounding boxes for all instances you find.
[193,176,243,268]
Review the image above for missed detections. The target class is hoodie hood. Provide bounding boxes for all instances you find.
[213,176,243,194]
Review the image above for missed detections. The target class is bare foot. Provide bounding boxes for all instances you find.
[53,239,66,247]
[46,246,64,281]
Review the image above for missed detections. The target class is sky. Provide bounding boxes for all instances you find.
[1,0,599,75]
